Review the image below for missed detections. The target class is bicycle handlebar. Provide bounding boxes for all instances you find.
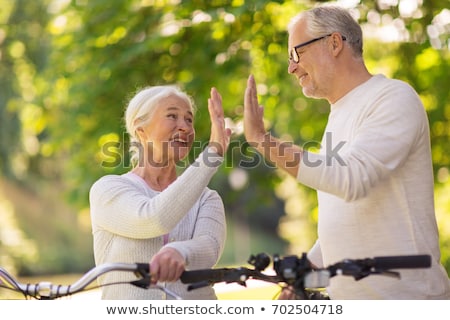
[180,267,281,285]
[0,253,431,300]
[0,263,152,300]
[180,253,432,298]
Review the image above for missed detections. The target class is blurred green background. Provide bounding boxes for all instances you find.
[0,0,449,280]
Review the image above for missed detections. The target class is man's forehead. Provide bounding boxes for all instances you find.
[288,19,308,44]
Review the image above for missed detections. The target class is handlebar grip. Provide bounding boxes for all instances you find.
[180,269,228,284]
[373,255,431,269]
[135,263,150,272]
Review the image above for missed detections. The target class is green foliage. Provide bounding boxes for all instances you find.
[1,0,449,275]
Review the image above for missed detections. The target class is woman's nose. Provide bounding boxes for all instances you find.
[177,119,191,131]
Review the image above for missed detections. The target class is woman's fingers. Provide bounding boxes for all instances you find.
[150,248,186,283]
[209,88,225,125]
[208,87,230,156]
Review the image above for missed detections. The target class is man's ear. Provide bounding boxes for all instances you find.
[330,33,344,56]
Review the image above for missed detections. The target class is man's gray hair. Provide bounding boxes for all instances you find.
[288,6,363,57]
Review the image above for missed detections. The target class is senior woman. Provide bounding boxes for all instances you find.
[89,85,231,299]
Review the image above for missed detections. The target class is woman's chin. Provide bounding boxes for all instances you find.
[171,149,191,163]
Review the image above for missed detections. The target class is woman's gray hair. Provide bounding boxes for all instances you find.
[124,85,195,167]
[288,6,363,57]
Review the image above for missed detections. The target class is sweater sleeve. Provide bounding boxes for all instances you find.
[307,240,324,268]
[164,189,227,269]
[89,147,223,238]
[298,79,428,201]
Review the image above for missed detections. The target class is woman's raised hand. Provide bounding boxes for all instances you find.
[208,87,231,157]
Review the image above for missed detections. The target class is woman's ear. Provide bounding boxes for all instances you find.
[136,127,145,141]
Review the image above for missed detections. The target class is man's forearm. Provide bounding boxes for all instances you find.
[253,133,302,178]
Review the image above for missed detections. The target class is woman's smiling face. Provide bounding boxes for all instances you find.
[137,94,195,165]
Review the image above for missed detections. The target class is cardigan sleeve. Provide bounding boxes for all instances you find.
[164,189,227,269]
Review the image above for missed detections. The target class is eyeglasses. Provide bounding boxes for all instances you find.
[289,33,346,63]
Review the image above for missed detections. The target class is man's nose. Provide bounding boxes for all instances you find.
[288,59,297,74]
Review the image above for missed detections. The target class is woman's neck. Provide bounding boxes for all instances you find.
[131,165,177,191]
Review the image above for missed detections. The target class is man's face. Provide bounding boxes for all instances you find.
[288,19,333,100]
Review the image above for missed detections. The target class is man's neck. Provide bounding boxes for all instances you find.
[328,61,372,104]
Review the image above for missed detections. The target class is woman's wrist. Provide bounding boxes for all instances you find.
[200,145,224,168]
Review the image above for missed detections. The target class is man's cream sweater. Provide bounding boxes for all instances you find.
[298,75,450,299]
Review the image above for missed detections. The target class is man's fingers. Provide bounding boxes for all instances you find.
[244,75,260,114]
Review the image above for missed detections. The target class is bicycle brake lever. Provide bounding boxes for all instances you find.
[150,284,183,300]
[239,280,247,287]
[372,270,401,279]
[349,269,400,281]
[131,276,152,289]
[187,277,248,292]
